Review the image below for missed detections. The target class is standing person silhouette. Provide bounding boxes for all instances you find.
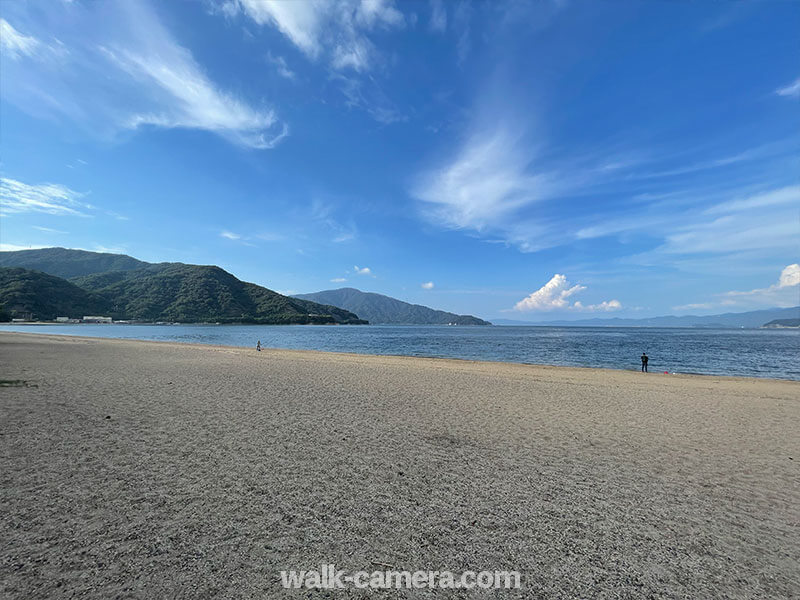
[256,340,262,352]
[641,352,649,372]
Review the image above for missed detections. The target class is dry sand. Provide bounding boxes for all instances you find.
[1,332,798,598]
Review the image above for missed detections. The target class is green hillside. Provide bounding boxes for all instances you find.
[294,287,491,325]
[0,267,112,320]
[0,249,367,325]
[76,263,365,323]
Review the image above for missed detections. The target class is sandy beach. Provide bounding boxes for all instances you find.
[1,332,798,598]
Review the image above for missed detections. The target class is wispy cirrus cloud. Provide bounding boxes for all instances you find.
[267,52,296,80]
[32,226,68,234]
[514,274,621,312]
[775,77,800,98]
[0,178,91,217]
[310,199,358,243]
[229,0,403,72]
[413,99,798,270]
[429,0,447,33]
[412,126,551,235]
[226,0,407,124]
[1,2,286,149]
[354,265,373,275]
[421,281,435,289]
[0,18,40,59]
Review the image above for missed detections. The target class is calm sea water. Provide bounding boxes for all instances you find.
[2,323,798,381]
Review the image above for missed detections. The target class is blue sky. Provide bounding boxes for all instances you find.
[1,0,798,321]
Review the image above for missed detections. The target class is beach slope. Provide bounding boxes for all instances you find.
[1,332,798,598]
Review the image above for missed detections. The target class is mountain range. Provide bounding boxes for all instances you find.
[493,305,800,328]
[293,287,491,325]
[0,249,365,324]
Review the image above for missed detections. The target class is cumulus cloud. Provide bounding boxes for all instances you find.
[514,274,621,312]
[573,299,622,311]
[0,19,40,59]
[231,0,404,72]
[674,264,800,311]
[775,78,800,98]
[354,265,372,275]
[0,178,91,216]
[721,263,800,307]
[421,281,434,289]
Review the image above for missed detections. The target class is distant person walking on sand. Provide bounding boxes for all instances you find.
[641,352,649,372]
[256,340,261,352]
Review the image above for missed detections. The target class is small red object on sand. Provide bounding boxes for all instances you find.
[664,371,668,374]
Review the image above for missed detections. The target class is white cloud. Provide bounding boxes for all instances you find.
[32,226,68,233]
[0,19,40,59]
[102,6,287,149]
[672,302,716,311]
[620,184,800,274]
[675,264,800,311]
[421,281,434,289]
[413,127,550,235]
[233,0,404,72]
[721,263,800,307]
[354,265,372,275]
[514,274,585,311]
[514,274,621,312]
[0,243,50,252]
[267,52,296,80]
[703,185,800,215]
[331,277,347,283]
[775,78,800,98]
[310,198,359,242]
[429,0,447,32]
[335,74,406,124]
[572,299,622,312]
[220,230,241,240]
[778,264,800,287]
[92,244,128,254]
[235,0,324,57]
[0,178,91,216]
[2,3,286,149]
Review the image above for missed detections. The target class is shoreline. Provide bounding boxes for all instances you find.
[1,329,798,384]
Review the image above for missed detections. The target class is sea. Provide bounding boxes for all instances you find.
[2,323,798,381]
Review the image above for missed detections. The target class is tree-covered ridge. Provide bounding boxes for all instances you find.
[294,287,491,325]
[0,267,112,320]
[0,249,367,324]
[76,263,365,323]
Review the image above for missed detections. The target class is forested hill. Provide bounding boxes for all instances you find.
[293,287,491,325]
[0,249,366,324]
[0,267,111,320]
